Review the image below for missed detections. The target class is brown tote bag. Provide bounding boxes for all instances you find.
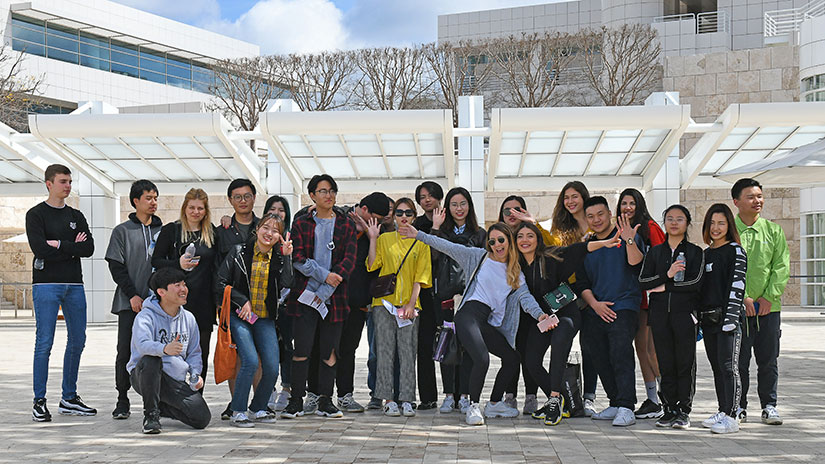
[213,285,237,385]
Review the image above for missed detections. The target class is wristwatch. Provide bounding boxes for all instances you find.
[626,237,634,246]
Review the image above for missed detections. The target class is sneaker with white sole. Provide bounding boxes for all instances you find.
[303,392,319,414]
[503,393,518,410]
[402,402,416,417]
[384,401,401,417]
[592,406,618,420]
[142,410,161,434]
[439,396,455,413]
[671,412,690,429]
[711,415,740,434]
[231,411,254,428]
[543,396,564,426]
[250,409,277,423]
[458,396,471,414]
[32,398,52,422]
[612,407,636,427]
[736,407,747,423]
[702,411,726,428]
[272,390,290,412]
[523,394,538,415]
[337,393,365,413]
[58,396,97,416]
[281,398,304,419]
[466,403,485,426]
[316,396,344,418]
[656,408,678,427]
[634,399,663,419]
[484,401,519,418]
[762,405,782,425]
[367,397,383,410]
[583,398,596,417]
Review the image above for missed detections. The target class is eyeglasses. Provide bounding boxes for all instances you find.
[450,201,468,209]
[314,189,337,197]
[503,207,522,217]
[488,237,506,246]
[231,193,254,202]
[395,209,416,217]
[665,217,686,224]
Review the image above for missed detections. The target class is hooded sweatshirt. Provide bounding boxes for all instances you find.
[126,294,202,381]
[106,213,163,313]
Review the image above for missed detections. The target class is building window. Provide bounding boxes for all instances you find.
[802,74,825,102]
[802,212,825,307]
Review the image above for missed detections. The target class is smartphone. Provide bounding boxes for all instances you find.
[190,256,201,266]
[753,301,760,313]
[537,314,559,332]
[236,308,258,324]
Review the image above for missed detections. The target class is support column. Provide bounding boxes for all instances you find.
[457,96,485,224]
[265,99,300,213]
[645,92,681,226]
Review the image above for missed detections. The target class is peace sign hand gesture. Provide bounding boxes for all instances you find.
[281,232,293,256]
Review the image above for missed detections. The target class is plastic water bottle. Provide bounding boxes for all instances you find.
[183,243,196,272]
[674,252,686,282]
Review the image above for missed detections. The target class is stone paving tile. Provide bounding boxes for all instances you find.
[1,320,824,463]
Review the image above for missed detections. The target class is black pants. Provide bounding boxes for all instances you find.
[507,311,539,398]
[525,306,580,397]
[291,305,343,399]
[439,302,461,396]
[417,289,438,404]
[115,310,137,402]
[198,326,212,387]
[739,312,781,409]
[582,309,638,410]
[454,300,520,404]
[336,306,367,397]
[130,356,211,429]
[650,310,697,414]
[277,311,294,388]
[704,327,742,417]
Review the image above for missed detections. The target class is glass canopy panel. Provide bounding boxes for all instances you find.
[63,143,102,159]
[718,127,757,150]
[344,134,381,156]
[152,160,191,180]
[381,134,417,156]
[218,160,247,179]
[293,158,319,177]
[500,131,526,154]
[562,130,602,153]
[702,150,735,174]
[589,153,625,175]
[353,157,388,177]
[319,157,355,177]
[165,143,205,159]
[309,140,346,157]
[634,133,668,152]
[782,131,825,149]
[88,160,130,180]
[127,142,168,159]
[497,154,522,176]
[723,150,771,171]
[743,127,796,150]
[417,133,443,155]
[599,130,642,153]
[618,152,653,175]
[420,156,444,178]
[525,134,562,154]
[280,141,311,157]
[196,138,229,158]
[387,156,419,177]
[116,160,163,180]
[554,153,590,176]
[522,154,555,175]
[185,159,225,179]
[0,162,36,182]
[92,142,134,159]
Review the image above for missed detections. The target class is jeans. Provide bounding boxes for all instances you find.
[582,309,638,410]
[739,311,781,409]
[230,312,279,413]
[131,356,210,429]
[116,310,138,402]
[33,284,87,401]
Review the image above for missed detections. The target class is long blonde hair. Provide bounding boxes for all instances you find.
[179,188,214,248]
[487,223,521,289]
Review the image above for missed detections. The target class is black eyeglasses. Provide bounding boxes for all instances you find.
[488,237,506,246]
[503,207,523,217]
[314,188,337,197]
[395,209,416,217]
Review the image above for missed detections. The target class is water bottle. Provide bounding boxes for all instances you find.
[183,243,196,272]
[674,252,686,282]
[187,368,200,390]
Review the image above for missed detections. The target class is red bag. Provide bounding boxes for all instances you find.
[213,285,237,384]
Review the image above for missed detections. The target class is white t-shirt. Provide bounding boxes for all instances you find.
[466,259,524,327]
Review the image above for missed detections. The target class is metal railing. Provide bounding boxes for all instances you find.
[652,10,729,34]
[764,0,825,37]
[0,282,33,318]
[653,13,696,24]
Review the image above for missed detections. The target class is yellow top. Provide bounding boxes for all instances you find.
[249,243,272,318]
[538,223,594,284]
[367,232,432,309]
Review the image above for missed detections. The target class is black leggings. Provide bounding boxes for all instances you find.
[525,307,580,397]
[703,328,742,417]
[454,300,520,404]
[507,311,539,398]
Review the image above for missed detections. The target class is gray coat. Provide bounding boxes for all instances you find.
[415,230,544,347]
[105,213,162,314]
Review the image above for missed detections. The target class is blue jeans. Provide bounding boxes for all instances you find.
[230,312,279,413]
[32,284,87,400]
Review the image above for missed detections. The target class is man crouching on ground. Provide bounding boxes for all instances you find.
[127,267,211,434]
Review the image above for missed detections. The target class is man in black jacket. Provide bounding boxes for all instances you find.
[216,179,259,261]
[106,180,163,420]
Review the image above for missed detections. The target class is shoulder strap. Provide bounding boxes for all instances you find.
[393,239,418,276]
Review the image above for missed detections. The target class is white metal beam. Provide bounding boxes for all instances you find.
[641,105,692,191]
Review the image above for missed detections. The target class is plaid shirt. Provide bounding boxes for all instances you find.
[287,209,357,323]
[249,243,272,319]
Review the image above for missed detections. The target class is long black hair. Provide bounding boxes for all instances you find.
[663,204,692,241]
[497,195,526,223]
[442,187,480,233]
[263,195,292,232]
[616,188,653,243]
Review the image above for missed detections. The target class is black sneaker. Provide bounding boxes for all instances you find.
[672,412,691,429]
[58,395,97,416]
[316,396,344,418]
[221,403,232,420]
[656,408,678,428]
[418,401,437,410]
[32,398,52,422]
[634,399,663,419]
[142,410,162,434]
[112,400,130,420]
[531,404,548,420]
[281,398,305,419]
[543,396,564,426]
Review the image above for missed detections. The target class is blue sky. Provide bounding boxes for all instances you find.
[112,0,554,54]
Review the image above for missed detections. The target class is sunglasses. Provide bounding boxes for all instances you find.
[488,236,506,246]
[503,207,523,217]
[395,209,416,217]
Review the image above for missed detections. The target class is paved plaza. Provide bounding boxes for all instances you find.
[0,315,823,464]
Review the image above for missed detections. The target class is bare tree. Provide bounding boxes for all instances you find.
[0,45,44,132]
[208,56,289,131]
[577,24,662,106]
[276,51,357,111]
[482,32,579,108]
[352,46,436,110]
[424,40,494,124]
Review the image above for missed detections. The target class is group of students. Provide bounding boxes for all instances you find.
[26,163,789,436]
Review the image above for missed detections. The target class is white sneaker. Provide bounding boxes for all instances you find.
[592,406,618,420]
[231,411,254,428]
[401,402,416,417]
[272,390,290,411]
[439,396,455,413]
[458,396,471,414]
[484,401,519,418]
[583,398,596,417]
[383,401,401,417]
[250,409,277,423]
[466,403,485,426]
[267,390,278,410]
[711,415,740,434]
[762,405,783,425]
[503,393,518,410]
[736,407,747,423]
[612,407,636,427]
[702,411,726,428]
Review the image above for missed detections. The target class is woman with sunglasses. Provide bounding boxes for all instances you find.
[616,188,666,420]
[515,222,620,426]
[429,187,487,414]
[366,198,432,418]
[398,221,549,426]
[639,205,704,430]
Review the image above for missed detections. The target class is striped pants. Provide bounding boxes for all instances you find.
[373,306,419,403]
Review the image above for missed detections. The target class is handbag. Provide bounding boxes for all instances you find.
[213,285,237,385]
[542,282,577,313]
[699,307,723,326]
[433,324,461,366]
[561,361,585,417]
[369,239,418,298]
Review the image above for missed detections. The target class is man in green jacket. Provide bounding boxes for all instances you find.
[732,178,790,426]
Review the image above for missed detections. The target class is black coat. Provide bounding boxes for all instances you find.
[215,242,294,320]
[638,238,704,315]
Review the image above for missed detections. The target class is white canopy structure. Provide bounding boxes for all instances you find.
[716,137,825,184]
[0,121,61,195]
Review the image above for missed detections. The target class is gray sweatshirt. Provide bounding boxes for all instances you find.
[126,294,202,381]
[105,213,162,313]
